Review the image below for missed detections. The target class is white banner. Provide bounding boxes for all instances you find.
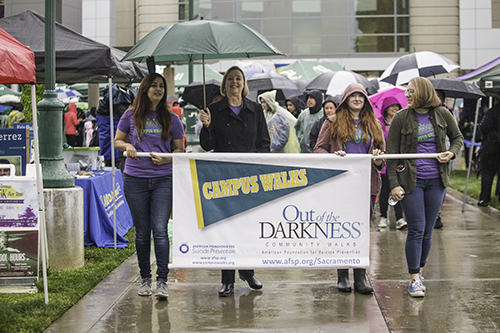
[172,153,371,269]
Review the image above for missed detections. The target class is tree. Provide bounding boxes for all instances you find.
[20,84,45,123]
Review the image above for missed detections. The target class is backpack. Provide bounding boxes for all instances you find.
[89,124,99,147]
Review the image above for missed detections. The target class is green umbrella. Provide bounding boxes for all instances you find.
[171,64,223,88]
[0,84,22,97]
[122,19,284,108]
[278,60,344,81]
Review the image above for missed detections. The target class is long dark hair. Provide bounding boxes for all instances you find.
[131,73,172,141]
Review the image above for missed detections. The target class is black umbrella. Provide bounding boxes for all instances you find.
[182,79,221,109]
[247,72,301,102]
[429,78,485,99]
[380,51,460,86]
[304,71,376,96]
[0,10,147,84]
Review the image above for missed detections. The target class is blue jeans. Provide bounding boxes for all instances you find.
[124,174,172,281]
[401,178,446,274]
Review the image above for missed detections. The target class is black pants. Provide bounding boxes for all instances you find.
[66,134,78,147]
[221,269,255,283]
[479,154,500,202]
[379,173,403,220]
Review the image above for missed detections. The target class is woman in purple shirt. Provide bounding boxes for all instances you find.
[314,83,385,294]
[115,73,185,299]
[386,77,463,298]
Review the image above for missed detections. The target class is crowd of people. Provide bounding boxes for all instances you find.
[106,67,468,302]
[2,63,498,303]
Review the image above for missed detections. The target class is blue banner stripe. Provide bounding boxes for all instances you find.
[192,159,347,228]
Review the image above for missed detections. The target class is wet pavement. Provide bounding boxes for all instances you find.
[45,188,500,333]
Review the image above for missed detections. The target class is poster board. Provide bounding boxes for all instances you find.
[0,128,30,176]
[0,165,38,293]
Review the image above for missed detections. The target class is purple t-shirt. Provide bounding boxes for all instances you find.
[117,108,185,177]
[230,104,242,116]
[415,112,439,179]
[343,119,372,154]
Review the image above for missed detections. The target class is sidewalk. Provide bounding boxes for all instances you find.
[45,188,500,332]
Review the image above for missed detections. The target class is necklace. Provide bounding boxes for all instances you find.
[353,121,363,144]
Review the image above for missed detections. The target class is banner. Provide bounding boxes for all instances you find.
[0,171,38,292]
[173,153,371,269]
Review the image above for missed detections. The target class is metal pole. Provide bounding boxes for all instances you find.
[462,99,482,212]
[124,152,441,159]
[32,84,49,305]
[37,0,74,188]
[188,0,194,84]
[108,77,117,250]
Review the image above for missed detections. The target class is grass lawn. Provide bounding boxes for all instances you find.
[0,169,499,332]
[0,228,136,333]
[449,169,500,210]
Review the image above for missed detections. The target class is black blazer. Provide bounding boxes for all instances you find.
[200,97,270,153]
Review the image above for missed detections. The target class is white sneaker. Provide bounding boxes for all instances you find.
[378,217,388,228]
[419,272,426,292]
[408,279,425,297]
[396,218,407,230]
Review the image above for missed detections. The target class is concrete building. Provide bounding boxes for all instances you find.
[2,0,500,74]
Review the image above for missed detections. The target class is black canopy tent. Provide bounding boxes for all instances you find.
[0,10,147,84]
[478,75,500,95]
[0,10,147,249]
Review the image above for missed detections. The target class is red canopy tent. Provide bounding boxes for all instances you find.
[0,28,36,84]
[0,27,48,302]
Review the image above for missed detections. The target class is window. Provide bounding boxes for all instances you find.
[179,0,410,55]
[353,0,410,53]
[0,0,4,19]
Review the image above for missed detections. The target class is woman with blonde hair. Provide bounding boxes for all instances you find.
[386,77,463,297]
[314,82,385,294]
[199,66,270,296]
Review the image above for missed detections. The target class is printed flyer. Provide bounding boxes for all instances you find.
[0,179,38,228]
[172,153,371,269]
[0,174,39,290]
[0,230,38,279]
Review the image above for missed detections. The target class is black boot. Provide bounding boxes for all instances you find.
[354,269,373,294]
[239,273,262,290]
[218,283,234,297]
[337,269,352,292]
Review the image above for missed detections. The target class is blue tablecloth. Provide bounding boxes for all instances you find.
[75,170,134,248]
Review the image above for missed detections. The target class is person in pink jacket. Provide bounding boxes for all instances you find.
[314,83,385,295]
[377,97,407,230]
